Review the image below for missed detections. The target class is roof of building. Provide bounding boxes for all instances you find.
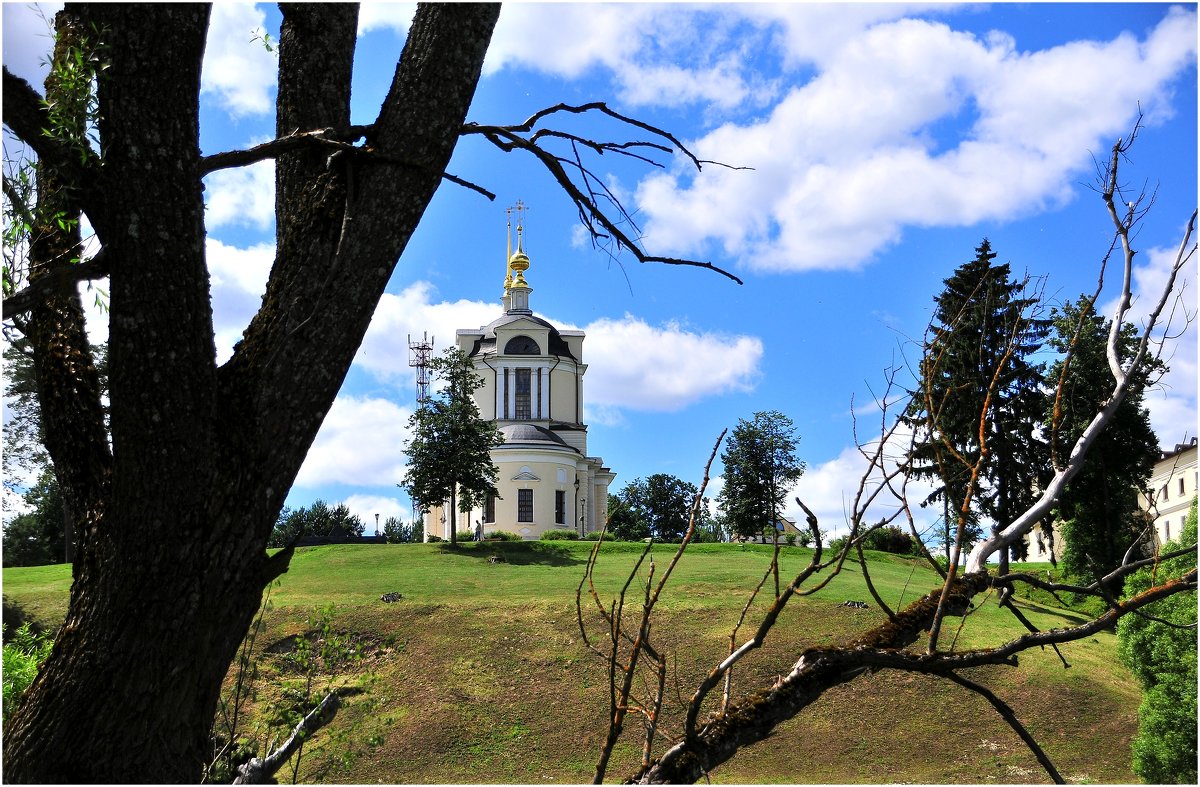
[465,314,578,361]
[498,423,579,452]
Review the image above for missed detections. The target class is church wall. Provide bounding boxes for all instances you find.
[549,366,579,424]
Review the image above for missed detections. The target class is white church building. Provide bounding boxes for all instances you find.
[422,213,615,541]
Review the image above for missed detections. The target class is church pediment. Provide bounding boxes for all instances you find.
[511,466,541,481]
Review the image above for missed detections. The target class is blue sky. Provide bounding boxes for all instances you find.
[4,3,1197,540]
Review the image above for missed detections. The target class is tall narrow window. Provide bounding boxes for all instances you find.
[517,489,534,522]
[555,490,566,524]
[1180,477,1186,496]
[484,493,497,524]
[515,368,532,419]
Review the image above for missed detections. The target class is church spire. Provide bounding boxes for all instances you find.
[504,201,532,315]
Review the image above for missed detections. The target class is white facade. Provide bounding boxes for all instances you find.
[1139,437,1198,546]
[422,223,614,541]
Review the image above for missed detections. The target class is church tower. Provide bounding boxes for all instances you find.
[425,205,615,540]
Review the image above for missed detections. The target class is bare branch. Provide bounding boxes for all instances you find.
[233,691,340,784]
[3,247,109,316]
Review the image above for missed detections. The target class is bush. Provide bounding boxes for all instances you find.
[1117,498,1197,784]
[540,529,579,541]
[2,622,53,722]
[581,531,611,541]
[456,530,475,542]
[862,525,915,555]
[483,530,522,542]
[426,535,443,543]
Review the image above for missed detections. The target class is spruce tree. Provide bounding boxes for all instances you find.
[1044,297,1162,582]
[403,348,503,547]
[905,240,1049,564]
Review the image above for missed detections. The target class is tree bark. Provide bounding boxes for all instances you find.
[2,4,499,781]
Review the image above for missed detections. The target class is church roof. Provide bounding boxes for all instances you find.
[465,314,578,361]
[498,423,579,453]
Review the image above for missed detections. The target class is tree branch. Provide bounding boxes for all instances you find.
[233,691,340,784]
[3,247,110,316]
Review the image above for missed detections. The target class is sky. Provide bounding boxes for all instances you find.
[3,2,1197,541]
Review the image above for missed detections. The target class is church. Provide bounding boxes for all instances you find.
[422,210,615,540]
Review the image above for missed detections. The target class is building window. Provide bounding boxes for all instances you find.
[505,335,540,355]
[1165,520,1171,540]
[1180,477,1186,496]
[1161,485,1169,502]
[555,490,566,524]
[515,368,532,420]
[484,493,497,523]
[517,489,534,522]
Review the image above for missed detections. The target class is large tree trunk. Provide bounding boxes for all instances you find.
[2,4,499,781]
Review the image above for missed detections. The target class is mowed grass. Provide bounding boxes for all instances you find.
[2,541,1141,783]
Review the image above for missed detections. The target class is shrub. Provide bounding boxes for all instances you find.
[426,535,443,543]
[581,531,611,541]
[540,529,579,541]
[1117,498,1197,784]
[2,622,53,722]
[863,525,915,555]
[483,530,522,542]
[456,530,475,542]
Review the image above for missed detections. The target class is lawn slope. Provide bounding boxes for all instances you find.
[2,541,1141,783]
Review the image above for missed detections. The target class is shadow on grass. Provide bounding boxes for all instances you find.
[436,541,585,567]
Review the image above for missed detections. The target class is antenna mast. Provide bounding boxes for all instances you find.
[408,332,435,404]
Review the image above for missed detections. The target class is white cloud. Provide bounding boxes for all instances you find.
[344,494,412,534]
[203,160,275,231]
[485,4,779,111]
[583,315,762,411]
[207,239,274,362]
[355,282,497,387]
[356,284,764,414]
[357,3,416,36]
[294,395,413,488]
[1,3,60,87]
[635,9,1197,273]
[1102,240,1200,447]
[201,3,277,117]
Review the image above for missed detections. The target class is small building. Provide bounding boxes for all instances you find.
[1139,436,1198,546]
[422,212,614,540]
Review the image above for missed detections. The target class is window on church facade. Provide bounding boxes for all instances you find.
[484,493,496,523]
[517,489,533,522]
[555,490,566,524]
[515,368,532,419]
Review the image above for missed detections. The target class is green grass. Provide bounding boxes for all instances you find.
[2,542,1141,783]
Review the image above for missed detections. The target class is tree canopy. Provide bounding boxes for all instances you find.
[904,239,1049,564]
[402,347,503,547]
[717,410,805,541]
[1046,296,1163,582]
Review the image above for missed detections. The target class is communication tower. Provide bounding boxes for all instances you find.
[408,331,435,404]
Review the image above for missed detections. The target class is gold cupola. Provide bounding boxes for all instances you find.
[504,202,533,315]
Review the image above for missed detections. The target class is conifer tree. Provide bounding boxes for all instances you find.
[403,348,503,547]
[718,410,805,541]
[1044,297,1162,582]
[905,240,1049,564]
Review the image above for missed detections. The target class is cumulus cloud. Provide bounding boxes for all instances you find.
[485,4,780,111]
[356,283,763,413]
[294,395,413,488]
[203,160,275,231]
[1,3,60,86]
[583,315,762,411]
[344,494,412,533]
[635,8,1197,273]
[357,3,416,36]
[207,239,274,362]
[201,3,276,117]
[1101,240,1199,447]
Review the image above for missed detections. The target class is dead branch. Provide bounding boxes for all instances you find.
[232,691,340,784]
[463,103,744,285]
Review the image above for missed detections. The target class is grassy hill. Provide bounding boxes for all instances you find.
[2,541,1142,783]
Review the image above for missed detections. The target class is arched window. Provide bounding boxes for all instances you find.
[504,335,540,355]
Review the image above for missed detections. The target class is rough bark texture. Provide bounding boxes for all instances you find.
[1,3,499,782]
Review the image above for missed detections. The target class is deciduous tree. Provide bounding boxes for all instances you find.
[617,474,701,542]
[1044,297,1162,583]
[1,4,729,780]
[403,347,503,547]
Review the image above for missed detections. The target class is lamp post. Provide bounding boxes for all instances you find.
[575,475,582,536]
